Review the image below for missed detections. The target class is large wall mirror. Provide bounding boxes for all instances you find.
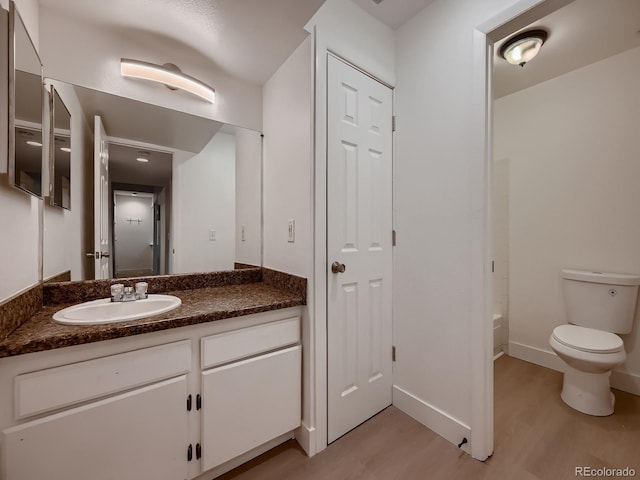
[49,86,71,209]
[43,81,262,283]
[8,1,44,197]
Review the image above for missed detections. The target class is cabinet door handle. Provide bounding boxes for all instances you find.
[196,393,201,410]
[196,443,201,460]
[187,444,193,462]
[187,394,192,412]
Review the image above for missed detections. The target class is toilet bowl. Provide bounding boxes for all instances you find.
[549,324,625,416]
[550,269,640,416]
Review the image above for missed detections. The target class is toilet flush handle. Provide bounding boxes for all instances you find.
[331,261,346,274]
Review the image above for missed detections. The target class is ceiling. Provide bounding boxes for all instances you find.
[37,0,640,103]
[73,84,223,153]
[37,0,326,86]
[109,143,172,188]
[351,0,435,29]
[493,0,640,98]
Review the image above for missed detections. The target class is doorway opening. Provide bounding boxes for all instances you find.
[109,143,172,278]
[488,0,640,431]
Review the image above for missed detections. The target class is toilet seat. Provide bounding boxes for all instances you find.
[552,325,623,354]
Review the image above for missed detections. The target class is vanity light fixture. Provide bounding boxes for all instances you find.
[136,157,149,163]
[500,29,548,67]
[26,140,42,147]
[60,147,71,153]
[120,58,215,103]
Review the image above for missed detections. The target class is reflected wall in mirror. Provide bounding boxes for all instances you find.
[42,81,262,283]
[9,1,44,197]
[49,86,71,209]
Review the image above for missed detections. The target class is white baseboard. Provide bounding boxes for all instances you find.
[294,422,316,456]
[508,341,640,396]
[508,341,564,372]
[611,370,640,396]
[393,385,471,454]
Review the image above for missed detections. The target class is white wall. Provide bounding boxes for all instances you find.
[173,132,236,273]
[496,46,640,390]
[305,0,396,86]
[394,0,521,450]
[235,128,262,267]
[262,36,313,449]
[0,0,41,302]
[263,37,312,277]
[38,7,262,132]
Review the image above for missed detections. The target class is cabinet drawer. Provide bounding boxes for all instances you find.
[15,340,191,419]
[201,316,299,369]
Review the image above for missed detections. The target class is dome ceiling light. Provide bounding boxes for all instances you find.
[499,29,548,67]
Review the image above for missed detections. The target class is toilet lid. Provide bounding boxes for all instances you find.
[552,325,624,353]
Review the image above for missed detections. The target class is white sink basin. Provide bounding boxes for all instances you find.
[53,295,182,325]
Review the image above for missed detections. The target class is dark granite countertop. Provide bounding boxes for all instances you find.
[0,282,304,358]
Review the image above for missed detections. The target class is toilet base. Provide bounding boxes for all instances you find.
[560,366,615,416]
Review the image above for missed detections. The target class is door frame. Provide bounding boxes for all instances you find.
[311,45,394,454]
[325,52,394,443]
[471,0,573,461]
[112,190,155,278]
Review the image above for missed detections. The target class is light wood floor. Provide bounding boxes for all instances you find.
[219,356,640,480]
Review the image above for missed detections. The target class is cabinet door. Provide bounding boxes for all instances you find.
[3,376,188,480]
[201,345,301,471]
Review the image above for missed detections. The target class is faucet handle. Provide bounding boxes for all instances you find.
[110,284,124,302]
[135,282,148,299]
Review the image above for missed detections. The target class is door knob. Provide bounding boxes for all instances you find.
[101,251,111,258]
[331,261,346,274]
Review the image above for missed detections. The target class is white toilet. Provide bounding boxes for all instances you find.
[549,269,640,416]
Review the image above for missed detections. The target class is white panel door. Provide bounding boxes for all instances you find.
[93,115,110,279]
[3,376,189,480]
[327,54,393,443]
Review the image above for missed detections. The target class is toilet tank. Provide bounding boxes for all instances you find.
[561,269,640,334]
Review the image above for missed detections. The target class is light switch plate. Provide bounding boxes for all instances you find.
[287,219,295,243]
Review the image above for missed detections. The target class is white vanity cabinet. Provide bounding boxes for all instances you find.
[4,376,189,480]
[3,340,192,480]
[0,307,302,480]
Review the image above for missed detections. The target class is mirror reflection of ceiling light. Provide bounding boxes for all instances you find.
[26,140,42,147]
[60,147,71,153]
[136,157,149,163]
[500,29,548,67]
[120,58,216,103]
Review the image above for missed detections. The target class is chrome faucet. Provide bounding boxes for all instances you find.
[111,282,148,302]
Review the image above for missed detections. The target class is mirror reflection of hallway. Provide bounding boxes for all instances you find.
[113,191,155,278]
